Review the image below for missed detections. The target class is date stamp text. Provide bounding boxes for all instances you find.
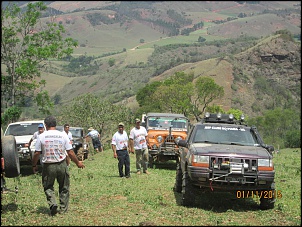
[236,190,282,199]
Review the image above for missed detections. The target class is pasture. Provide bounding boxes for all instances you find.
[1,148,300,226]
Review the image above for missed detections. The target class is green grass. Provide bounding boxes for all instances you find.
[2,148,301,226]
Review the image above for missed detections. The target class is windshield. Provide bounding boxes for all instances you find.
[69,128,83,138]
[5,123,42,136]
[147,117,188,130]
[193,125,258,146]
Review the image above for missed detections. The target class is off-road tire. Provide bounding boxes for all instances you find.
[181,170,195,207]
[148,155,154,168]
[259,183,276,210]
[173,162,182,193]
[2,135,20,178]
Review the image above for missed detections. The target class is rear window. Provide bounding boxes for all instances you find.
[5,123,43,136]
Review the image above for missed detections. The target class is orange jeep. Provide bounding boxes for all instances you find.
[142,113,189,167]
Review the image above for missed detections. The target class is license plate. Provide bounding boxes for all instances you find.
[226,177,246,184]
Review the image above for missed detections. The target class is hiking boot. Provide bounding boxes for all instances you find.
[50,204,58,216]
[136,171,141,175]
[125,175,131,178]
[143,170,150,174]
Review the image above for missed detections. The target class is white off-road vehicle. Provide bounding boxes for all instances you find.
[4,120,46,164]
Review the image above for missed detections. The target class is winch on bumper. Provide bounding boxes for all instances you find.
[17,144,32,162]
[188,160,275,190]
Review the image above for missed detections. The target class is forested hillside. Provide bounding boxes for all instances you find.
[1,1,300,148]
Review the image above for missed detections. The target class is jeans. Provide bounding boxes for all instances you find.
[116,150,130,177]
[135,147,149,172]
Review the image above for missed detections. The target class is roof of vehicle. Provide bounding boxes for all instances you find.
[7,120,45,125]
[146,112,187,118]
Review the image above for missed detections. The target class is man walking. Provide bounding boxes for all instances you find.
[129,118,149,174]
[111,122,131,178]
[32,116,85,216]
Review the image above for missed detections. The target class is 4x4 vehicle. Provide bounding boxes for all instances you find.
[69,127,89,160]
[143,112,189,167]
[57,126,89,160]
[4,120,46,163]
[174,112,275,210]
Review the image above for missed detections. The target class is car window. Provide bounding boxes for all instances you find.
[69,128,82,138]
[147,117,187,129]
[5,123,43,136]
[193,125,257,145]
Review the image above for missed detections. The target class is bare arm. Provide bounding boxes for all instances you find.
[28,138,33,148]
[112,144,117,158]
[32,151,41,173]
[67,149,85,168]
[129,139,134,153]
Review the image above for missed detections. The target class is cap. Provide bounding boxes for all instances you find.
[88,127,94,131]
[118,122,124,127]
[135,118,141,123]
[38,124,44,128]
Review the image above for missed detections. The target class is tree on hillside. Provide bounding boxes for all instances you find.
[191,77,224,121]
[248,108,300,149]
[151,72,194,115]
[136,72,224,120]
[136,81,162,107]
[1,2,77,121]
[58,93,133,148]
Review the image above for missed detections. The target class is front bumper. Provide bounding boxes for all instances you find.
[17,147,32,162]
[188,166,275,191]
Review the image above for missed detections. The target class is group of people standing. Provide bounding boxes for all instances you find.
[111,118,150,178]
[30,116,150,216]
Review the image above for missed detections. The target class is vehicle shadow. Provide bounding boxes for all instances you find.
[149,160,177,170]
[1,202,18,213]
[173,190,260,212]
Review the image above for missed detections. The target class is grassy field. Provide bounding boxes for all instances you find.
[1,148,301,226]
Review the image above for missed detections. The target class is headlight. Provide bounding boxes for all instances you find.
[157,136,163,143]
[258,158,274,171]
[192,155,209,167]
[175,136,182,144]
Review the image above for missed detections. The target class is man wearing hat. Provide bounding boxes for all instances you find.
[85,127,103,153]
[111,122,131,178]
[129,118,149,174]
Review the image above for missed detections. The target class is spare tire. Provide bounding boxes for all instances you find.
[2,135,20,178]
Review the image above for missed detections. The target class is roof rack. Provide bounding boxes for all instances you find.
[201,112,245,125]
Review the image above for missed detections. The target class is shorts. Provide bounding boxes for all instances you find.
[92,139,102,149]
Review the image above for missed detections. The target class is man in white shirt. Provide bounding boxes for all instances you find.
[32,116,85,216]
[63,123,73,166]
[111,122,131,178]
[129,118,149,174]
[85,127,103,153]
[28,123,45,149]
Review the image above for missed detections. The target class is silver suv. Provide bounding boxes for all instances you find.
[4,120,46,163]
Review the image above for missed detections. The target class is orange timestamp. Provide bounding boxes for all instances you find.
[236,190,282,199]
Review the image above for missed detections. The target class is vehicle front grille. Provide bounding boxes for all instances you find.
[208,156,258,185]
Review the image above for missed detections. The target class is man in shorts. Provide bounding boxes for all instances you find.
[85,127,103,152]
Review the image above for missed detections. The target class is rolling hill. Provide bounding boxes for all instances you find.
[4,1,300,119]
